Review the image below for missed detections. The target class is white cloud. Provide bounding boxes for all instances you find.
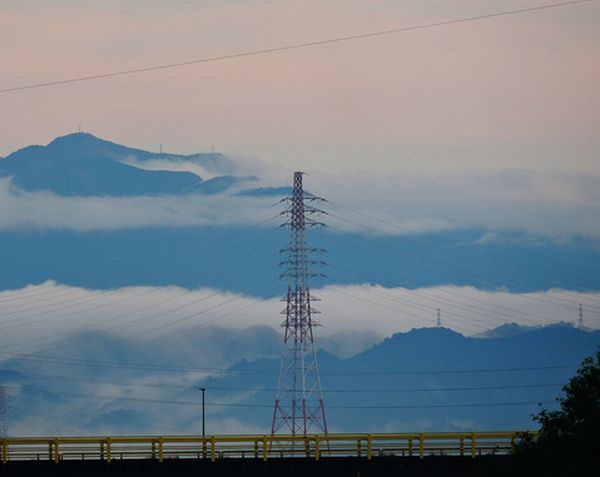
[120,156,221,180]
[1,282,597,355]
[309,169,600,239]
[0,178,277,231]
[474,232,497,245]
[119,151,263,180]
[0,168,598,239]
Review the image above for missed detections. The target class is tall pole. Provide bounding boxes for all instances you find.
[199,387,205,438]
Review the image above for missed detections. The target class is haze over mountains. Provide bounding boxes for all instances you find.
[0,133,599,296]
[1,323,597,435]
[0,133,598,436]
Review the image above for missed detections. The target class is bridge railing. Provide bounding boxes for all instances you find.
[0,431,532,464]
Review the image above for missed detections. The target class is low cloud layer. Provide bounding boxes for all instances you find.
[0,168,599,239]
[1,281,598,436]
[310,169,600,239]
[0,178,276,231]
[1,282,597,355]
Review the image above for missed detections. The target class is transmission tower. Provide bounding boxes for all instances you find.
[271,172,328,436]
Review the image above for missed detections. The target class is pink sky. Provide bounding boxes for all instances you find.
[1,0,599,172]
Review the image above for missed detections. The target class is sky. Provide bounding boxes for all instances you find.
[1,0,599,173]
[1,1,600,437]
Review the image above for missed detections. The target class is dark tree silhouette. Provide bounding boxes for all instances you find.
[510,348,600,476]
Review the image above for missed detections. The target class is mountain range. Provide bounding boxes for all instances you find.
[1,323,597,435]
[0,134,598,437]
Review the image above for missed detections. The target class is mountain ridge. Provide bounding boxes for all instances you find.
[0,133,246,196]
[4,322,597,435]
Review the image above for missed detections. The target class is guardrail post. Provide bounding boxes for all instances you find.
[211,436,217,462]
[53,438,60,464]
[105,438,111,463]
[357,438,362,457]
[48,441,53,461]
[459,437,464,456]
[408,438,413,457]
[315,435,320,461]
[419,434,424,460]
[366,434,372,460]
[471,433,477,459]
[511,435,516,453]
[1,440,7,464]
[158,437,164,463]
[262,435,268,462]
[254,439,259,459]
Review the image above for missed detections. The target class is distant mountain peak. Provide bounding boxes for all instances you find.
[385,326,465,343]
[479,321,581,339]
[477,322,536,339]
[0,132,246,197]
[49,132,104,146]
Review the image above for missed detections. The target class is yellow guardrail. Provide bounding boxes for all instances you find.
[0,431,532,464]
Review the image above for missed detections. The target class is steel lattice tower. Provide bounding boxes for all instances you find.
[271,172,328,436]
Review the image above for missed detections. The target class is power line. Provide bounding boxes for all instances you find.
[0,286,87,317]
[0,202,279,320]
[0,370,565,393]
[325,207,600,313]
[0,282,62,305]
[4,385,554,410]
[326,200,600,308]
[323,193,582,292]
[0,350,578,376]
[0,287,148,330]
[1,261,277,357]
[0,0,593,94]
[209,383,565,394]
[0,210,282,353]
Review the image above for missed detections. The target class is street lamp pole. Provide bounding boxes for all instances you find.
[199,387,206,458]
[199,387,206,438]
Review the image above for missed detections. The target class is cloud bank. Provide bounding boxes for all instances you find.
[0,168,599,240]
[1,282,597,355]
[0,178,277,231]
[1,281,598,436]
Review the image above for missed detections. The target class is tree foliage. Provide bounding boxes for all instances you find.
[511,348,600,476]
